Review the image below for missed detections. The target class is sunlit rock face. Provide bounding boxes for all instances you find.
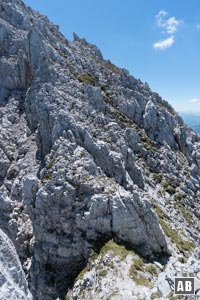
[0,228,32,300]
[0,0,199,299]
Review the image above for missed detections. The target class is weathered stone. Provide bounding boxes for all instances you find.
[0,1,199,300]
[0,228,32,300]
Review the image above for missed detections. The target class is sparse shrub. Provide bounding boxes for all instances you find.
[98,269,108,277]
[78,73,96,86]
[80,151,86,158]
[41,173,52,183]
[129,256,158,287]
[47,158,57,170]
[99,60,121,74]
[167,291,183,300]
[165,185,176,195]
[174,195,194,225]
[153,173,162,183]
[146,264,158,275]
[159,218,195,256]
[75,266,89,282]
[129,262,151,287]
[132,257,145,271]
[88,250,98,263]
[161,179,176,194]
[174,192,184,201]
[178,257,185,264]
[161,180,168,189]
[152,203,195,256]
[151,292,160,300]
[100,239,132,260]
[112,109,133,128]
[152,203,169,220]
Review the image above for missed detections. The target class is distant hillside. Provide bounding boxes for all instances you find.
[180,112,200,133]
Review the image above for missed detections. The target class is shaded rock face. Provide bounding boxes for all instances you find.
[0,0,199,299]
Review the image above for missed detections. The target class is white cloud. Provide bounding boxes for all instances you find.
[197,24,200,29]
[153,36,174,50]
[166,17,181,34]
[155,10,182,34]
[189,98,200,103]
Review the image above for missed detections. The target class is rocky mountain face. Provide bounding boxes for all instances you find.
[0,0,200,299]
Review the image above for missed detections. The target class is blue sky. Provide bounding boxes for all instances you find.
[23,0,200,113]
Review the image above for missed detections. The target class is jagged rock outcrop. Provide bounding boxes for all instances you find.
[0,0,200,299]
[0,228,32,300]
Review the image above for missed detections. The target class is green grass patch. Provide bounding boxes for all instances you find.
[161,180,177,194]
[165,185,176,195]
[152,203,169,221]
[152,203,195,256]
[174,192,184,202]
[98,269,108,277]
[41,173,52,183]
[75,240,132,283]
[140,134,158,151]
[174,194,194,226]
[177,257,185,264]
[129,256,158,287]
[46,158,57,170]
[151,292,160,300]
[78,73,96,86]
[153,173,162,183]
[179,205,194,225]
[167,291,184,300]
[159,218,195,256]
[129,262,151,287]
[88,250,99,263]
[112,109,133,128]
[132,257,145,271]
[161,180,169,189]
[100,239,133,260]
[75,266,89,282]
[105,291,119,300]
[99,60,121,74]
[146,264,158,275]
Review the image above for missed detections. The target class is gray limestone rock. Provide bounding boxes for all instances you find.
[0,228,32,300]
[0,0,199,299]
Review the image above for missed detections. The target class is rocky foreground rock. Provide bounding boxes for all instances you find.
[0,0,200,299]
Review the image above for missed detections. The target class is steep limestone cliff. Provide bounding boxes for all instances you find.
[0,0,200,299]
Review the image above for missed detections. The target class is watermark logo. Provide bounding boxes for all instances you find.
[174,277,195,295]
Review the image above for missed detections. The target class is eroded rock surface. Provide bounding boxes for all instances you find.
[0,0,199,299]
[0,228,32,300]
